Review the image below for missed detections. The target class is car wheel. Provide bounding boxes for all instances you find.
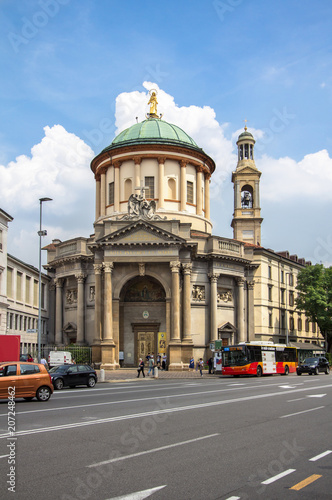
[87,376,96,388]
[284,365,289,376]
[24,397,34,401]
[296,371,301,376]
[54,378,64,390]
[36,386,51,402]
[309,372,312,375]
[256,365,262,377]
[325,367,330,375]
[315,367,319,375]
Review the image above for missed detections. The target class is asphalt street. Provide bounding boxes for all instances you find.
[0,373,331,500]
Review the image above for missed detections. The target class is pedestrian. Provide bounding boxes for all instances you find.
[157,353,161,368]
[162,353,167,370]
[145,352,151,364]
[27,353,33,362]
[189,356,195,371]
[198,358,204,377]
[40,357,48,370]
[137,358,145,378]
[148,355,155,376]
[208,356,213,374]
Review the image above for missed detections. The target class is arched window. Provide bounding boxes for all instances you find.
[241,185,253,208]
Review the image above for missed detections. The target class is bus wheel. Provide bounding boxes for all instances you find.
[284,365,289,376]
[256,366,262,377]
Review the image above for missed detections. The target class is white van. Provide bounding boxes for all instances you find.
[48,351,72,367]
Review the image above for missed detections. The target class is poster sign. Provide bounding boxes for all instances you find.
[158,332,167,354]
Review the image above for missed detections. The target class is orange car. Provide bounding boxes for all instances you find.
[0,362,54,401]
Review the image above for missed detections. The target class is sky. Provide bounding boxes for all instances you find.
[0,0,332,269]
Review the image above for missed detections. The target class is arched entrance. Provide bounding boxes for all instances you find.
[119,276,166,366]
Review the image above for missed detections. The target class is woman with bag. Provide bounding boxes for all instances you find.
[137,358,145,378]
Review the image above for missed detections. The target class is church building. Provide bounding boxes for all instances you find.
[45,92,324,369]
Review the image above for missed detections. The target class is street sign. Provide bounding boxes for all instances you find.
[27,329,37,333]
[214,340,222,350]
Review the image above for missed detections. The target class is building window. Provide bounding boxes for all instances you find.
[268,265,272,279]
[289,291,294,307]
[268,285,273,301]
[298,316,302,331]
[268,310,273,328]
[41,283,45,309]
[289,273,294,286]
[0,229,2,250]
[25,276,31,304]
[109,182,114,205]
[312,322,316,334]
[7,268,13,298]
[289,316,294,331]
[144,177,154,199]
[305,319,310,332]
[16,272,22,302]
[281,289,285,304]
[280,270,284,283]
[124,179,132,200]
[281,312,285,330]
[187,181,194,204]
[33,280,38,307]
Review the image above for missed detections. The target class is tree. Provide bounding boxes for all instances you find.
[295,264,332,353]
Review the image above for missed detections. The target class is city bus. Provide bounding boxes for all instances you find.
[221,342,298,377]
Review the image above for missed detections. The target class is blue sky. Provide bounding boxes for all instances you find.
[1,0,332,267]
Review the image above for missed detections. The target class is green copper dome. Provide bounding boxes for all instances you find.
[102,118,201,153]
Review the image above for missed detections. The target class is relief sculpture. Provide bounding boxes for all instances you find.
[192,285,205,301]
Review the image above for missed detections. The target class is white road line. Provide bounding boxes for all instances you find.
[225,497,241,500]
[261,469,296,485]
[309,450,332,461]
[280,406,325,418]
[88,433,220,468]
[106,485,166,500]
[0,454,9,459]
[287,398,306,402]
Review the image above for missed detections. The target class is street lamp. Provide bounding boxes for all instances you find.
[38,197,52,363]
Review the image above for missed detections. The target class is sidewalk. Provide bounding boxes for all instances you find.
[96,368,218,383]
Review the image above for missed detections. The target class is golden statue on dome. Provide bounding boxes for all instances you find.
[147,89,162,119]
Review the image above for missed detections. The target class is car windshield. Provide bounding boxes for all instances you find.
[49,366,68,373]
[302,358,317,364]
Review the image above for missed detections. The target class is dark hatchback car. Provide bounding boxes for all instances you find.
[49,364,98,390]
[296,357,330,376]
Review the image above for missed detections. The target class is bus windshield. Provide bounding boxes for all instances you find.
[222,346,248,367]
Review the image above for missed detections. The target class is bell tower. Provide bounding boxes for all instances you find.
[231,125,263,245]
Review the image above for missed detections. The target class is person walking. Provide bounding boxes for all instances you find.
[137,358,145,378]
[148,354,155,376]
[198,358,204,377]
[189,356,195,371]
[208,356,213,374]
[162,353,167,370]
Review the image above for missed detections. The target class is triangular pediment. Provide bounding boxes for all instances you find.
[236,165,261,175]
[96,221,187,247]
[218,321,236,332]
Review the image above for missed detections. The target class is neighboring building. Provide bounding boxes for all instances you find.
[45,95,323,369]
[0,208,51,355]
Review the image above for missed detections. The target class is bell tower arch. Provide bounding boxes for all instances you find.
[231,126,263,245]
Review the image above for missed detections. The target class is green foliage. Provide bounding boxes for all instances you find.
[296,264,332,352]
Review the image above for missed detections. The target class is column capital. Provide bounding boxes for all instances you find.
[55,278,64,288]
[236,277,245,286]
[204,172,211,180]
[93,264,103,275]
[247,280,255,290]
[99,166,107,175]
[180,160,187,168]
[133,156,141,165]
[196,166,204,173]
[113,160,121,169]
[103,262,114,273]
[158,156,166,164]
[208,273,219,283]
[75,273,86,284]
[182,263,192,275]
[170,261,181,273]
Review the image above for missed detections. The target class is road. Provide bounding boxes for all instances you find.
[0,373,331,499]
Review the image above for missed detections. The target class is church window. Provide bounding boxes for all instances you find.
[144,177,154,199]
[124,179,132,200]
[250,144,253,159]
[239,145,243,160]
[187,181,194,204]
[168,178,176,199]
[109,182,114,205]
[244,144,249,159]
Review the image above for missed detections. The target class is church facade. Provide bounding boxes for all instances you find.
[45,97,324,369]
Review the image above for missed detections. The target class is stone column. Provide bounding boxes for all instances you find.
[76,273,86,345]
[209,273,219,341]
[182,263,192,341]
[254,180,260,208]
[180,160,187,211]
[170,261,181,341]
[236,277,245,343]
[55,278,63,345]
[100,171,106,216]
[133,157,141,191]
[95,176,101,220]
[247,281,255,342]
[158,157,166,209]
[93,264,103,344]
[204,174,211,220]
[196,167,203,215]
[114,161,121,212]
[103,262,114,341]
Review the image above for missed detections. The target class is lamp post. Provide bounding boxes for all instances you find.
[38,197,52,363]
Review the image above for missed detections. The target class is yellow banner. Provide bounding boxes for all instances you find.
[157,332,167,354]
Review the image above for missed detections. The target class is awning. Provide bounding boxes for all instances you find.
[290,342,325,351]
